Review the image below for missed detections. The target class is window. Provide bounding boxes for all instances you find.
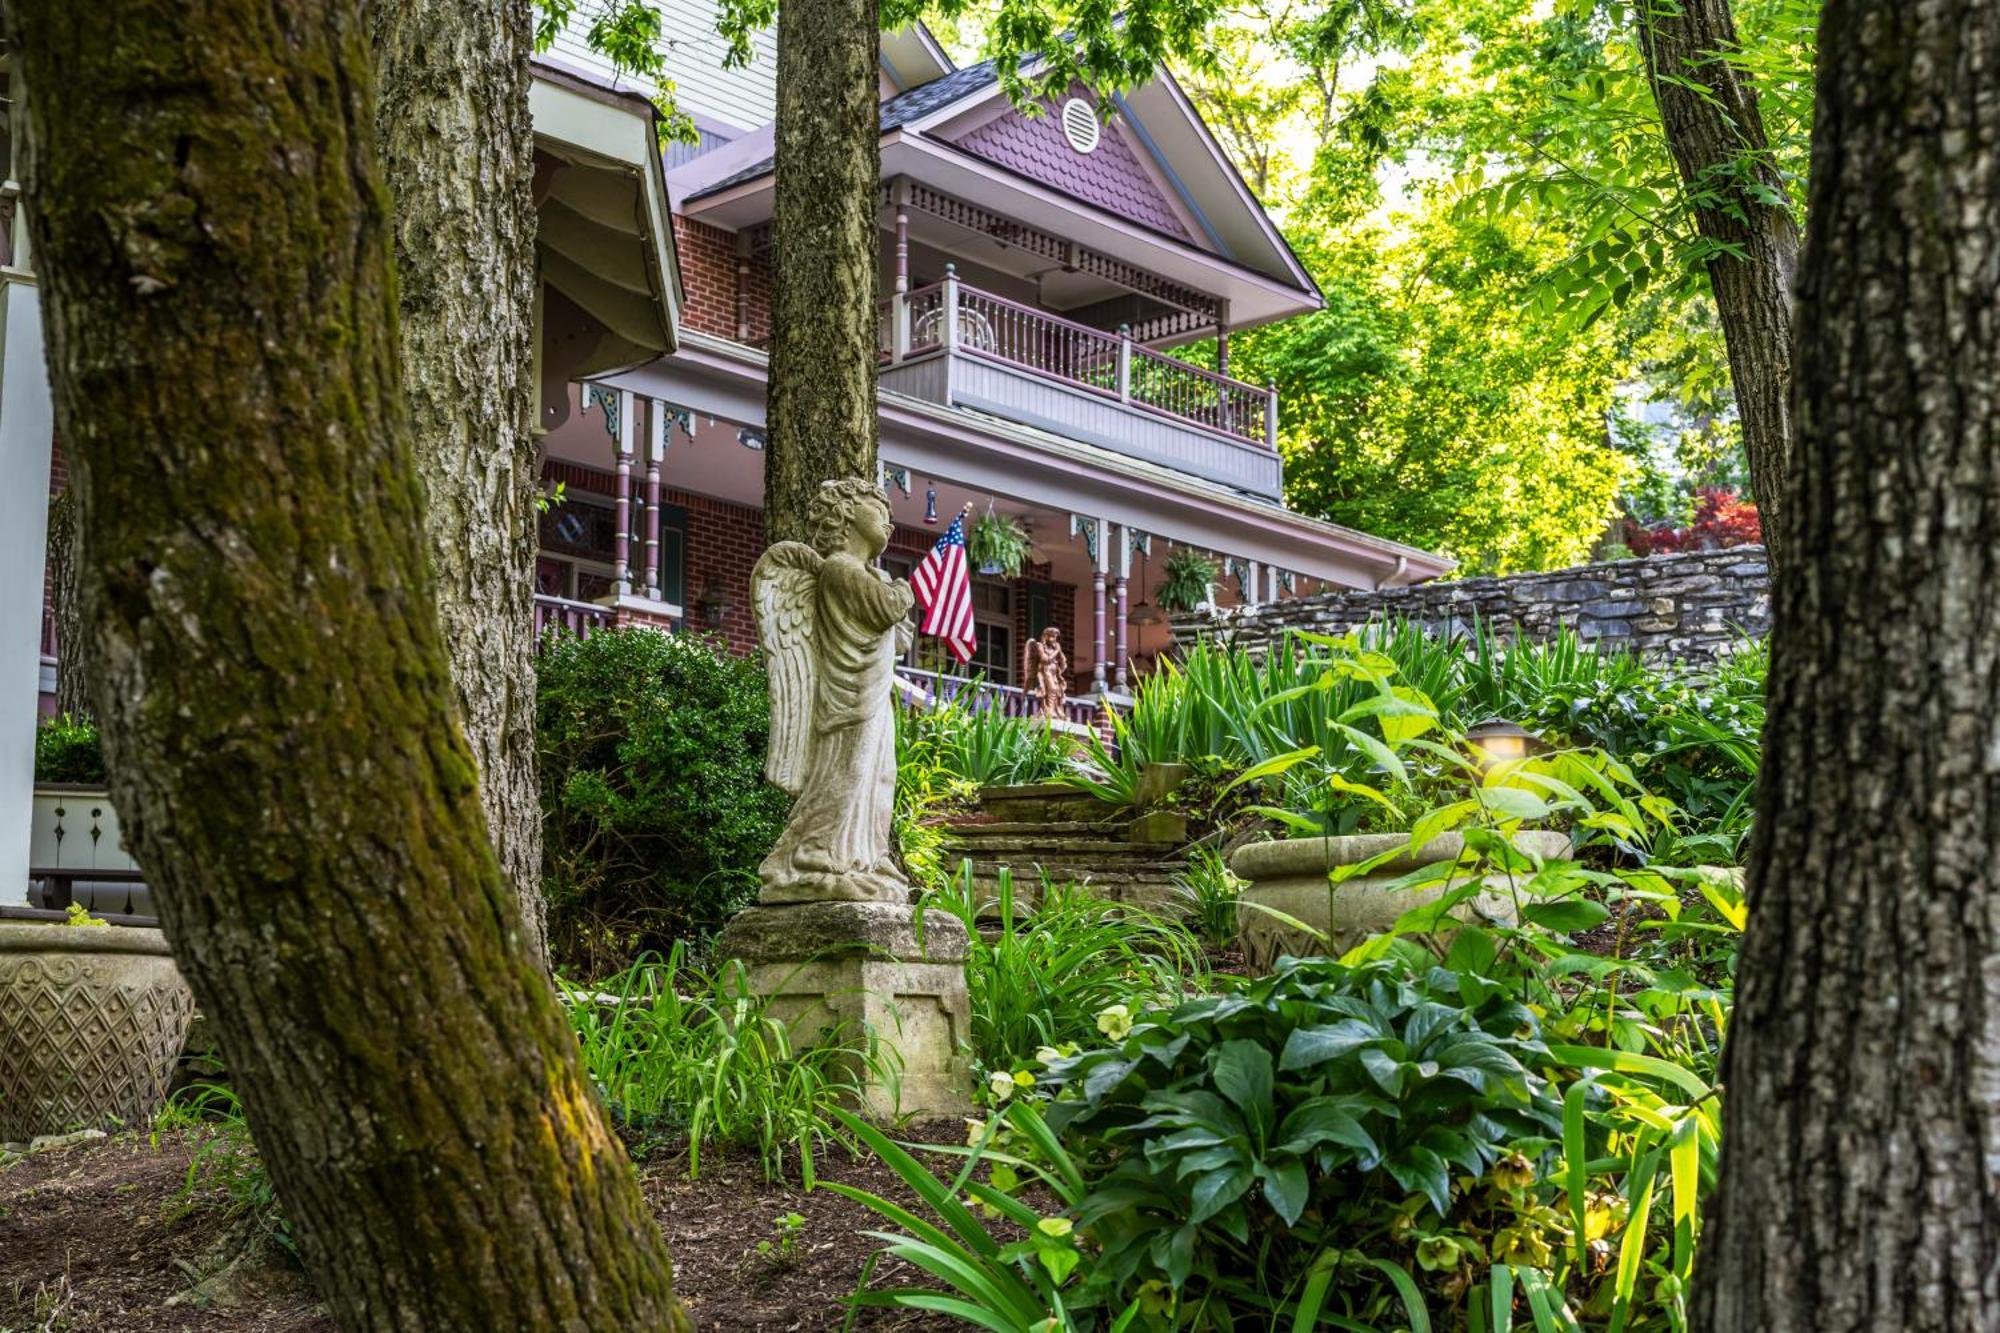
[969,621,1014,685]
[657,502,688,609]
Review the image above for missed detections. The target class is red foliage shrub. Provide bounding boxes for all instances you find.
[1624,487,1762,556]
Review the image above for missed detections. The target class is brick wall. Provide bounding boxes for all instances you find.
[1173,546,1770,666]
[672,216,769,343]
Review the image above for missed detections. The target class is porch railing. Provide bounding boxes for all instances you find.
[894,664,1104,731]
[878,269,1277,449]
[535,594,614,641]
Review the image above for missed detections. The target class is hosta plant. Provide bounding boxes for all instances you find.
[1041,959,1565,1327]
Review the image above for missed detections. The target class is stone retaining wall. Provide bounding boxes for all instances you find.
[1173,546,1768,664]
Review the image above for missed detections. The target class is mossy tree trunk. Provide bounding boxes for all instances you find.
[4,1,690,1328]
[1635,0,1800,571]
[1691,0,2000,1326]
[370,0,546,961]
[764,0,882,542]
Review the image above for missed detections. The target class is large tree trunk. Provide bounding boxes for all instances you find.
[764,0,882,542]
[1635,0,1800,571]
[370,0,547,961]
[5,2,690,1328]
[1690,0,2000,1326]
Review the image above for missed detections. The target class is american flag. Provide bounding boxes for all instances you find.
[911,509,975,663]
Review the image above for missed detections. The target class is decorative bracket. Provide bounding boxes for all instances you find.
[881,464,911,497]
[1127,528,1152,559]
[1069,514,1102,563]
[1225,556,1252,597]
[1278,570,1296,596]
[585,383,621,441]
[737,427,767,451]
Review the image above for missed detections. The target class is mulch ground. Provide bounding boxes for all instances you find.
[0,1127,980,1332]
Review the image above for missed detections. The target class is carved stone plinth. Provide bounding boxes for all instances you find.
[714,900,972,1121]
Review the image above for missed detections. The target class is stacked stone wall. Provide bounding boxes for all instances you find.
[1173,547,1769,665]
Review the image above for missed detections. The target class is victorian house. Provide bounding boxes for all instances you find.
[529,11,1450,718]
[3,20,1449,895]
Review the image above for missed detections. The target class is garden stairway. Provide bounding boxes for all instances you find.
[940,783,1190,919]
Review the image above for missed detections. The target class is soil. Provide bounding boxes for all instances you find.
[0,1126,985,1332]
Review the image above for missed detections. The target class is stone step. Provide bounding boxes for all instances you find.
[943,820,1132,838]
[942,832,1172,853]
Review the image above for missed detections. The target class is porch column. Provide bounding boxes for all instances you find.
[0,259,52,905]
[1216,298,1231,378]
[1091,519,1108,692]
[1267,564,1281,604]
[1114,523,1131,691]
[612,388,634,596]
[643,398,665,601]
[1246,560,1262,609]
[893,179,911,294]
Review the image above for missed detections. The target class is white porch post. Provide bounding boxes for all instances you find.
[644,398,665,601]
[1091,518,1108,692]
[612,388,634,597]
[1113,523,1131,690]
[0,257,51,904]
[1267,564,1281,604]
[1246,560,1262,608]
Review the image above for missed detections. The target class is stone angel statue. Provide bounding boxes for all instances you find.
[752,478,916,903]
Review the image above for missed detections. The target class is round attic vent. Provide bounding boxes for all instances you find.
[1060,98,1101,154]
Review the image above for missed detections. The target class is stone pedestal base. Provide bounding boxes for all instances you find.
[713,901,973,1120]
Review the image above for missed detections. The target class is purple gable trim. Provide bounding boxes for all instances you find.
[946,88,1193,242]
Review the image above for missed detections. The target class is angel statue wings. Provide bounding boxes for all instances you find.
[752,478,916,903]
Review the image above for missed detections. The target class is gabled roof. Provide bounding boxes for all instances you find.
[689,58,1008,199]
[680,56,1319,317]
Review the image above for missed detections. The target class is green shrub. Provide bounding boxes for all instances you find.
[898,696,1074,789]
[1042,959,1563,1326]
[537,628,789,975]
[560,946,878,1184]
[922,866,1208,1076]
[34,713,104,785]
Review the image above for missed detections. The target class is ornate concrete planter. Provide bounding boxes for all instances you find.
[1231,831,1573,973]
[0,923,195,1142]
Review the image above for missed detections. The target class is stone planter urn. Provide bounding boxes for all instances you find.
[0,924,195,1142]
[1231,831,1572,973]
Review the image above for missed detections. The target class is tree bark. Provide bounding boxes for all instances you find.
[764,0,882,543]
[1691,0,2000,1327]
[46,476,88,720]
[5,2,690,1328]
[1635,0,1800,572]
[370,0,547,962]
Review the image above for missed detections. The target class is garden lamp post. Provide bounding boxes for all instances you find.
[1465,718,1537,769]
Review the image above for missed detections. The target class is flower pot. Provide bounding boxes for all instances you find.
[0,923,195,1142]
[1229,831,1571,973]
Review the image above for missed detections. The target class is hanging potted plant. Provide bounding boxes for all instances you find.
[968,512,1032,578]
[1155,548,1217,614]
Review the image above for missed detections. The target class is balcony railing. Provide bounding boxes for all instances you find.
[535,594,614,641]
[878,270,1277,449]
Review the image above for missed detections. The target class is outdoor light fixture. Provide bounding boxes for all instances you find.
[1465,718,1537,768]
[924,485,939,525]
[697,574,730,627]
